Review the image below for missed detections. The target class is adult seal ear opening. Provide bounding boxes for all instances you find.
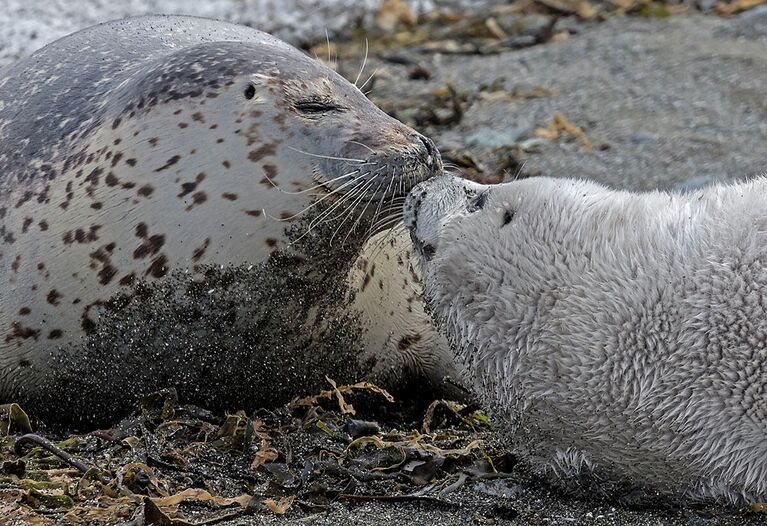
[0,15,459,424]
[406,174,767,504]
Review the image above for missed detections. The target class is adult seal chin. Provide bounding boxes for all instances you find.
[0,15,458,424]
[405,174,767,504]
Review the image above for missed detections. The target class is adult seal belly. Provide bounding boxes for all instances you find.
[405,174,767,504]
[0,15,456,422]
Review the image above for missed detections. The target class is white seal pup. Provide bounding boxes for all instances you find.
[0,16,458,421]
[404,174,767,504]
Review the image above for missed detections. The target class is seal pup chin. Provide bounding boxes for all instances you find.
[405,173,767,504]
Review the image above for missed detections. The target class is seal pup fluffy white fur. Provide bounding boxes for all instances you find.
[404,174,767,504]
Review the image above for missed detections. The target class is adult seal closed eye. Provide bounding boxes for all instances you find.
[0,15,459,423]
[405,174,767,504]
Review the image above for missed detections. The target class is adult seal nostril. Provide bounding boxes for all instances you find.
[415,134,437,165]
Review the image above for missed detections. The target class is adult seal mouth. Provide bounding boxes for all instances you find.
[406,173,767,504]
[0,15,457,424]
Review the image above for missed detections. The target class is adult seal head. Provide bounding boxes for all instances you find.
[0,15,458,423]
[405,174,767,504]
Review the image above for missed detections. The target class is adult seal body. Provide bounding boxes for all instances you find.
[0,15,456,421]
[405,175,767,503]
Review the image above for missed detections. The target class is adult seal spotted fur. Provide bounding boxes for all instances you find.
[0,15,457,423]
[405,174,767,504]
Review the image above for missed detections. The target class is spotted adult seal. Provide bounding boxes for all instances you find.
[405,174,767,503]
[0,15,457,422]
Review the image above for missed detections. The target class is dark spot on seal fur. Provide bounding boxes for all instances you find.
[126,158,137,167]
[21,217,33,233]
[134,234,165,259]
[146,254,169,278]
[135,223,149,238]
[222,160,231,169]
[48,330,63,340]
[137,185,154,197]
[18,307,30,316]
[263,164,278,180]
[46,289,63,305]
[245,209,262,217]
[248,143,277,163]
[185,191,208,210]
[155,155,181,172]
[5,322,40,343]
[192,238,211,262]
[222,193,238,201]
[265,238,277,247]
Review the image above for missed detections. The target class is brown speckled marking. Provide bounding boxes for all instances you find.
[244,209,262,217]
[5,322,40,343]
[90,243,119,285]
[248,142,277,163]
[137,185,154,197]
[192,238,211,261]
[222,160,231,169]
[154,155,181,172]
[48,329,63,340]
[46,289,63,305]
[185,191,208,211]
[146,254,169,278]
[221,192,238,201]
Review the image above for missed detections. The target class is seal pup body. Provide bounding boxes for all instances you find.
[0,16,451,416]
[405,175,767,503]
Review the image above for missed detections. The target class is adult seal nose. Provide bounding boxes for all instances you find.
[414,133,439,168]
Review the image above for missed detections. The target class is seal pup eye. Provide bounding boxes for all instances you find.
[295,99,343,115]
[467,191,489,213]
[502,210,515,226]
[243,84,256,100]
